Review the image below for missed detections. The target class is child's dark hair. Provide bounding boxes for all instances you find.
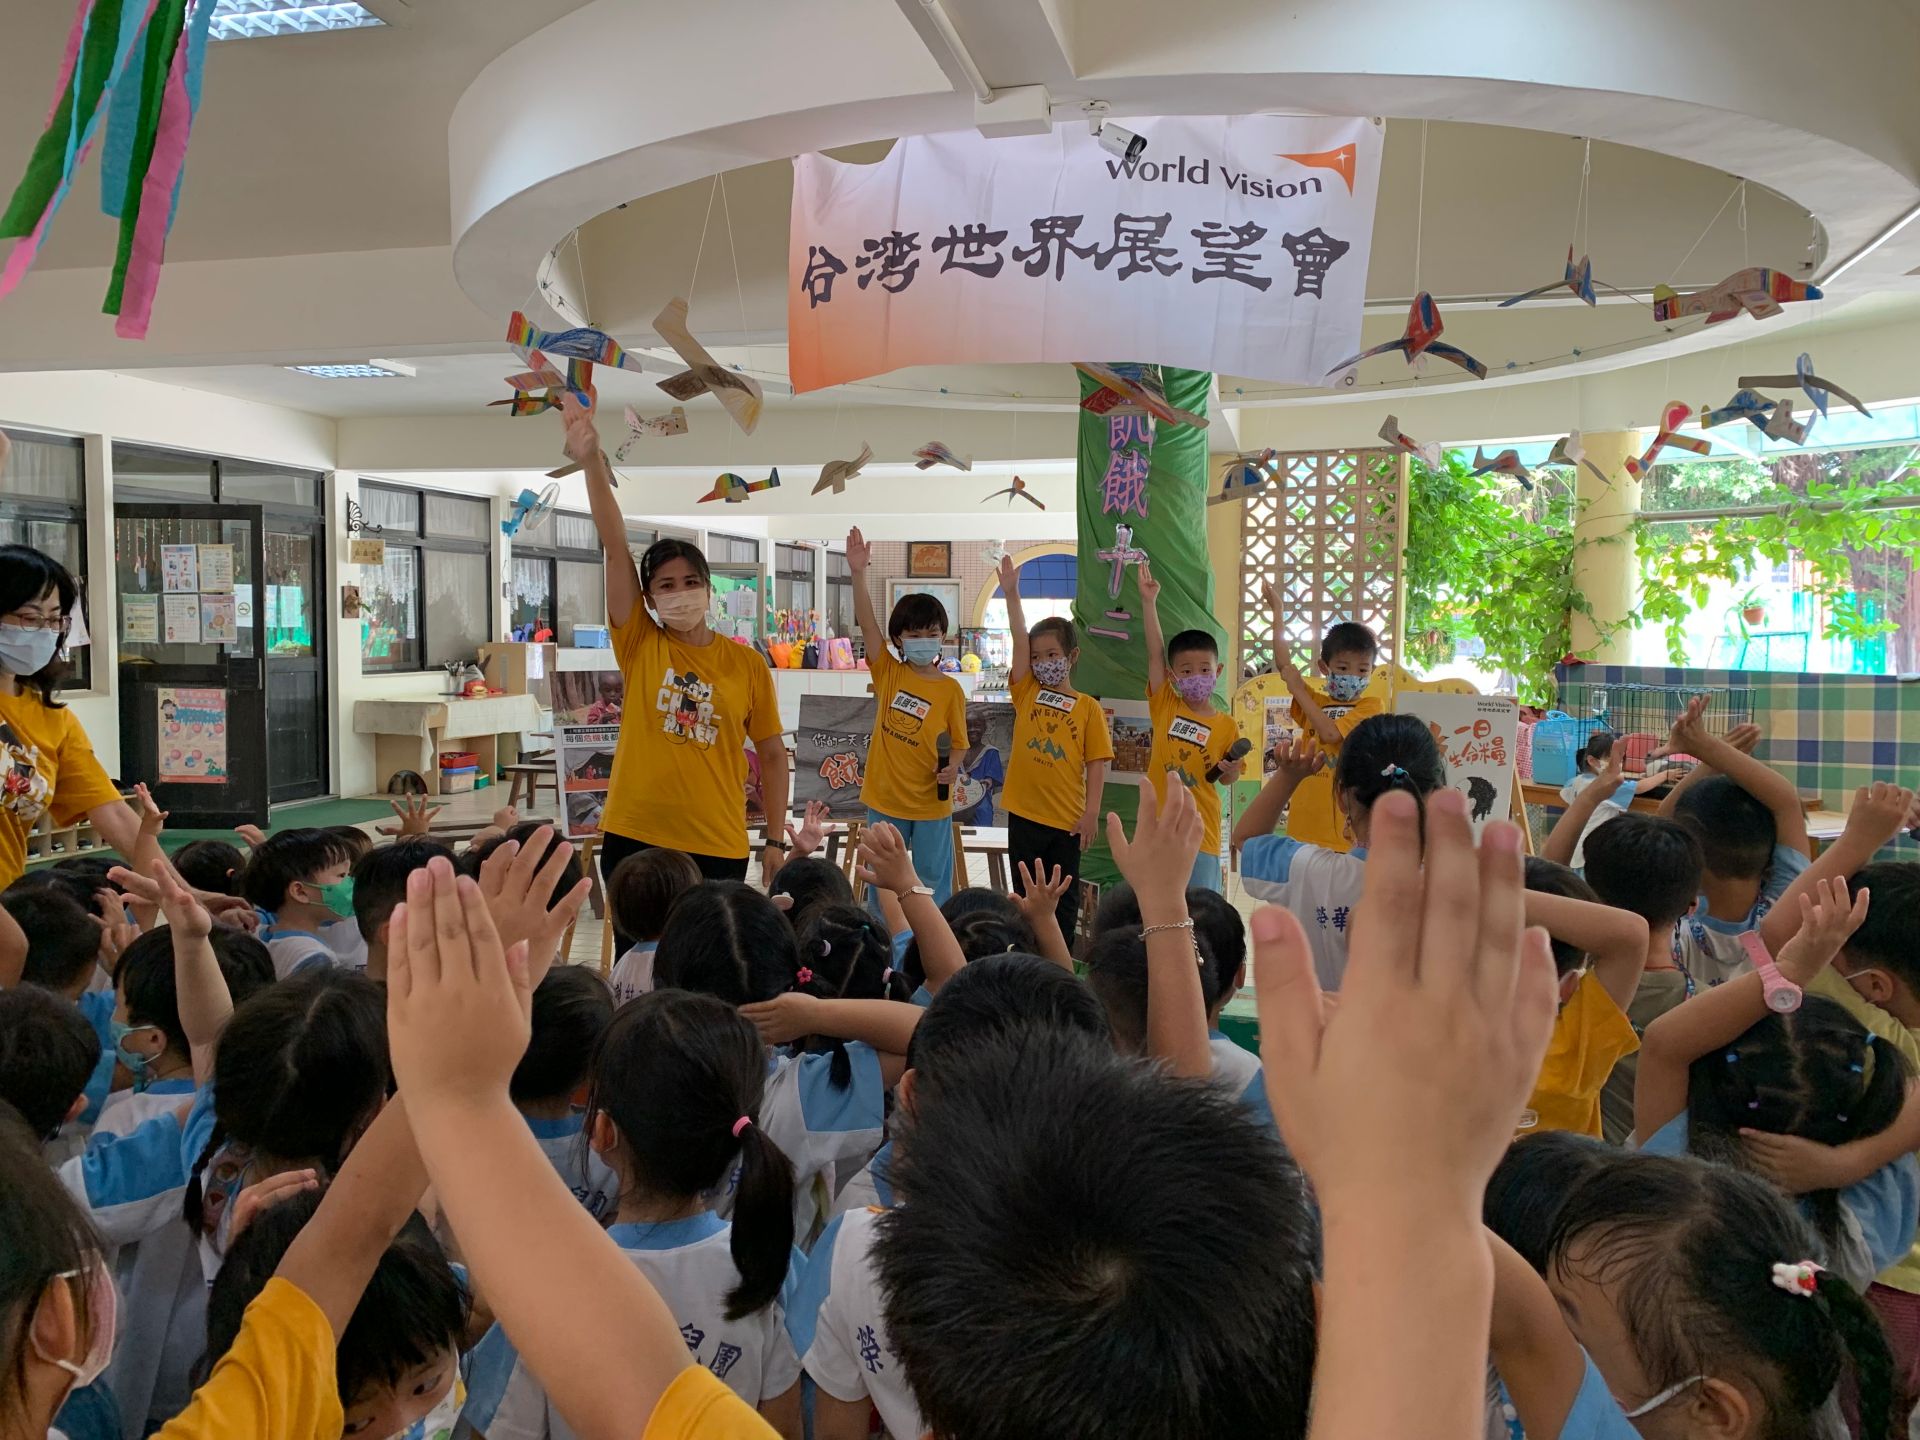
[638,536,712,593]
[466,824,585,913]
[585,989,795,1319]
[1672,774,1778,880]
[653,880,796,1006]
[351,838,455,944]
[792,904,912,1089]
[1166,628,1219,665]
[1581,814,1702,929]
[1484,1132,1617,1273]
[1522,857,1602,977]
[887,590,948,644]
[0,544,76,705]
[113,927,275,1061]
[239,827,357,913]
[0,986,100,1139]
[511,965,614,1105]
[877,1031,1317,1439]
[1319,621,1379,666]
[898,894,1036,994]
[1843,861,1920,993]
[766,856,853,932]
[1332,713,1446,827]
[0,1105,100,1395]
[1084,924,1220,1056]
[606,848,702,945]
[1,887,99,993]
[202,1189,467,1402]
[187,969,390,1230]
[1687,997,1909,1258]
[325,825,375,863]
[1547,1152,1895,1440]
[1091,883,1245,1010]
[5,867,104,917]
[1029,616,1076,655]
[1576,730,1617,774]
[906,952,1111,1075]
[170,840,245,896]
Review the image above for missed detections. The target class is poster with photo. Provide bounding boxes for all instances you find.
[157,688,228,784]
[1394,690,1520,834]
[954,701,1013,826]
[1100,698,1153,787]
[200,593,237,644]
[551,668,624,838]
[163,593,200,643]
[161,544,198,592]
[1230,673,1303,776]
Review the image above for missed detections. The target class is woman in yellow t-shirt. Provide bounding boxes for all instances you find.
[0,545,146,891]
[560,400,790,942]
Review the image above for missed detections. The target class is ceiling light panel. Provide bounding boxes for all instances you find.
[286,363,408,379]
[209,2,386,41]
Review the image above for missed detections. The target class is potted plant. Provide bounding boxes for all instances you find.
[1736,587,1768,628]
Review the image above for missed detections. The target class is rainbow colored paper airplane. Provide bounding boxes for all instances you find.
[495,348,594,410]
[699,468,780,504]
[1500,248,1598,308]
[1624,402,1713,477]
[1326,292,1488,380]
[1651,268,1821,326]
[506,312,646,374]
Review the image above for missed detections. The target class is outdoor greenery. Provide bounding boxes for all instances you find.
[1402,443,1920,703]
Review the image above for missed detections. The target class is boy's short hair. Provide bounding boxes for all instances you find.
[1083,924,1220,1054]
[171,840,245,896]
[1523,857,1602,977]
[906,953,1111,1072]
[466,824,584,913]
[113,928,276,1059]
[1320,621,1380,665]
[1090,883,1245,1009]
[1,888,100,992]
[1582,814,1703,929]
[240,827,357,913]
[0,986,100,1138]
[1672,775,1777,879]
[1028,616,1077,656]
[4,867,102,916]
[887,591,948,643]
[606,849,702,946]
[325,826,376,863]
[352,839,456,944]
[1844,861,1920,992]
[510,965,614,1104]
[1165,628,1218,665]
[877,1032,1317,1439]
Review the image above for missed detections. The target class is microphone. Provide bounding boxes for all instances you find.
[1206,737,1253,785]
[936,733,952,803]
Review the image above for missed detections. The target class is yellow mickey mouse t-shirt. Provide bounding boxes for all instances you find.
[860,649,969,822]
[0,687,122,890]
[1146,681,1238,858]
[1002,674,1115,833]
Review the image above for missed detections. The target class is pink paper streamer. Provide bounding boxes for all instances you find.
[45,0,92,126]
[113,13,195,339]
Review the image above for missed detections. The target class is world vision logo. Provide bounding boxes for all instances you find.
[1276,144,1357,195]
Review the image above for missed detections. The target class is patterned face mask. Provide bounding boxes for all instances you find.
[1032,658,1071,687]
[1325,671,1369,702]
[1174,671,1216,705]
[376,1374,466,1440]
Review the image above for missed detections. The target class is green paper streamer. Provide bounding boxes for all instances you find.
[1,0,131,241]
[104,0,186,315]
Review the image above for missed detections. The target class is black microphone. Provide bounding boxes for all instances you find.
[936,732,952,802]
[1206,737,1253,785]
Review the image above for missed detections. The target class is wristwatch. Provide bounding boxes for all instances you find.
[1742,932,1802,1014]
[762,839,791,853]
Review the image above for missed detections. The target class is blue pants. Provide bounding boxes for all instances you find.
[1188,852,1221,893]
[864,809,956,912]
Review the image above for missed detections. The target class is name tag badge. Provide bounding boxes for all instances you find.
[891,691,932,721]
[1168,716,1212,748]
[1035,689,1077,715]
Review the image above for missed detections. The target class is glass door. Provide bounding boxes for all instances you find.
[264,523,327,802]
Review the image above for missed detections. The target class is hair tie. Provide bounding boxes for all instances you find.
[1771,1261,1823,1298]
[1725,1052,1739,1064]
[1851,1062,1864,1074]
[881,965,895,984]
[1837,1114,1849,1123]
[731,1116,753,1138]
[1380,764,1408,780]
[796,967,814,985]
[820,939,832,957]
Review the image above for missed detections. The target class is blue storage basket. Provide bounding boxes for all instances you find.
[1529,710,1606,785]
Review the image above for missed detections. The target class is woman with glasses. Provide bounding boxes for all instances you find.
[0,544,148,890]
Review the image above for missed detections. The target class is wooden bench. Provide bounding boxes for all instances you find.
[503,759,559,811]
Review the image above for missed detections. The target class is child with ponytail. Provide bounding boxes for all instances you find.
[1231,712,1446,989]
[462,988,803,1439]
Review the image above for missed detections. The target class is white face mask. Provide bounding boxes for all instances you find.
[650,588,709,631]
[376,1374,465,1440]
[36,1263,117,1391]
[0,622,60,677]
[1619,1374,1705,1419]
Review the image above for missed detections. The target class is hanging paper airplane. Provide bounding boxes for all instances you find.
[1074,362,1210,429]
[1651,267,1822,326]
[914,441,972,472]
[1763,399,1809,444]
[1737,352,1871,420]
[1624,402,1713,477]
[1326,292,1488,380]
[812,442,875,496]
[1540,431,1610,487]
[981,475,1044,509]
[1471,446,1536,492]
[1209,449,1279,506]
[1699,389,1778,434]
[507,312,645,375]
[653,298,764,435]
[1378,415,1442,469]
[699,468,780,504]
[498,349,594,410]
[1500,248,1599,308]
[613,406,689,461]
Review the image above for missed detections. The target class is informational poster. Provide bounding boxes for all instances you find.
[157,687,228,784]
[197,544,234,593]
[1394,691,1521,834]
[200,593,237,644]
[162,592,200,643]
[792,694,875,818]
[550,669,624,838]
[1231,673,1303,776]
[1101,698,1153,787]
[121,593,160,643]
[161,544,198,592]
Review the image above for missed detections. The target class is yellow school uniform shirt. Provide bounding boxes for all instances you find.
[0,687,122,890]
[644,1365,780,1439]
[1146,681,1238,858]
[1524,970,1641,1138]
[1809,968,1920,1294]
[860,649,969,822]
[599,606,782,860]
[1002,673,1115,833]
[154,1277,343,1440]
[1284,689,1383,852]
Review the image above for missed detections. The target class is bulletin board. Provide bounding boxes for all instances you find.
[708,565,765,644]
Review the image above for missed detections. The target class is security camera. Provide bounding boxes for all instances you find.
[1095,122,1146,168]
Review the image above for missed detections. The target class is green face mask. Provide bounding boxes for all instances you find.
[312,876,356,918]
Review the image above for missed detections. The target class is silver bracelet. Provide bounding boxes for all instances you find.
[1138,919,1195,941]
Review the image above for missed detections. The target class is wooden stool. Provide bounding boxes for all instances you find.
[503,761,558,811]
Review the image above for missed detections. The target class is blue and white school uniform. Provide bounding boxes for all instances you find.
[462,1214,804,1439]
[94,1076,197,1139]
[787,1205,922,1440]
[609,941,657,1004]
[55,1109,190,1249]
[524,1112,619,1220]
[1239,835,1366,991]
[71,988,119,1133]
[729,1045,886,1248]
[831,1140,896,1218]
[318,916,367,970]
[257,921,336,979]
[1209,1031,1277,1136]
[1676,844,1812,987]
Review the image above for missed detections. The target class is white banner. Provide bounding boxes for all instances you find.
[787,115,1382,392]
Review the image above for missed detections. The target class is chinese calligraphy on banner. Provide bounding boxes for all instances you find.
[788,116,1382,392]
[1392,691,1520,836]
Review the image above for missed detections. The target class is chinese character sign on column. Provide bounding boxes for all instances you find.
[787,116,1382,392]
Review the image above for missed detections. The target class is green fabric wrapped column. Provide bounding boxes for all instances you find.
[1071,365,1219,891]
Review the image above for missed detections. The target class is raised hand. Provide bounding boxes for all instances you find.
[150,855,213,940]
[1844,781,1917,849]
[1107,780,1202,918]
[377,791,444,837]
[997,552,1018,594]
[133,782,168,841]
[1724,722,1762,755]
[1136,560,1161,606]
[1012,860,1073,925]
[233,823,268,849]
[228,1167,321,1244]
[786,800,830,859]
[1271,733,1325,785]
[845,526,871,574]
[95,889,140,969]
[557,389,602,466]
[1774,876,1870,987]
[476,827,592,991]
[856,821,919,896]
[1650,694,1711,759]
